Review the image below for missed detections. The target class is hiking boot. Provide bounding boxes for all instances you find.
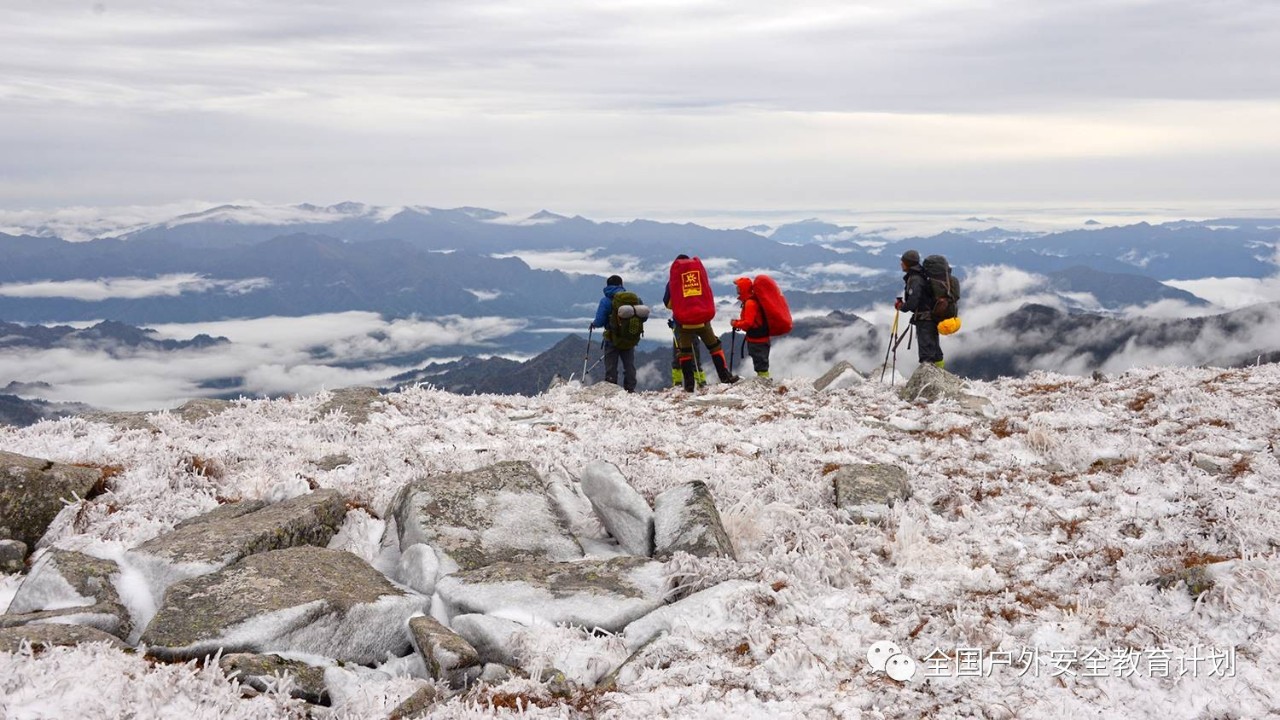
[694,370,707,387]
[757,371,770,379]
[933,360,945,369]
[671,368,684,387]
[710,350,738,384]
[680,359,697,392]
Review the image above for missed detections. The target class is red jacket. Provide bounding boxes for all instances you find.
[731,281,770,343]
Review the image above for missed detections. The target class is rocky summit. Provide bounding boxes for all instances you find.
[1,363,1279,719]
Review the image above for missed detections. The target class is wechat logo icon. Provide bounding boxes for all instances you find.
[867,640,918,682]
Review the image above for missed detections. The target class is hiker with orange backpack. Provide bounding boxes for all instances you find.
[663,255,739,391]
[729,277,772,378]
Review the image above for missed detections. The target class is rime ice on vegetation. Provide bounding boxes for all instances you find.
[1,364,1280,718]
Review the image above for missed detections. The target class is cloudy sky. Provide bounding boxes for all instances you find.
[3,0,1279,219]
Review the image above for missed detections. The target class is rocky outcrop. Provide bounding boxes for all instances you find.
[141,546,425,663]
[1,458,741,711]
[580,461,654,556]
[5,550,132,639]
[0,451,103,547]
[653,481,736,560]
[388,461,582,570]
[437,557,668,632]
[133,490,347,570]
[831,463,911,522]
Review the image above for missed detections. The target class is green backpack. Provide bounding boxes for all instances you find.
[608,291,650,350]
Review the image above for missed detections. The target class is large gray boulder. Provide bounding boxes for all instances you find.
[132,490,347,572]
[5,550,132,639]
[408,615,481,687]
[141,546,425,664]
[0,451,103,548]
[387,461,582,571]
[0,623,127,653]
[653,481,736,561]
[436,557,668,633]
[831,464,911,522]
[580,461,654,556]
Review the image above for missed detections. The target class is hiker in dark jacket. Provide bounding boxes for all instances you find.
[895,250,944,368]
[590,275,639,392]
[730,277,771,378]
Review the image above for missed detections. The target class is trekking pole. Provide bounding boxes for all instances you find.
[880,310,900,382]
[582,326,594,381]
[729,330,738,373]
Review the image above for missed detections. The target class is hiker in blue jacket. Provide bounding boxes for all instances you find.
[590,275,638,392]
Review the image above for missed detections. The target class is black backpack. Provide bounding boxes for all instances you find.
[921,255,961,320]
[608,291,650,350]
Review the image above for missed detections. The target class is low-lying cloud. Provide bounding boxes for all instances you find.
[0,274,270,301]
[0,312,525,410]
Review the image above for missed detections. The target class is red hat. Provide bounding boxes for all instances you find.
[734,277,753,296]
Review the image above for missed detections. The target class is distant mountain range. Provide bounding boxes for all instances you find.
[0,320,227,353]
[2,203,1274,334]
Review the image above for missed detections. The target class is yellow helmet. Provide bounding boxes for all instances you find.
[937,316,962,335]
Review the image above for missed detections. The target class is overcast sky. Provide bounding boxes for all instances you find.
[3,0,1279,219]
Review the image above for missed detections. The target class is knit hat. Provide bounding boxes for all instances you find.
[901,250,921,265]
[606,275,623,287]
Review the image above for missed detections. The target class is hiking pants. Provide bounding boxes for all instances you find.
[747,340,770,374]
[603,341,637,392]
[914,318,944,365]
[673,323,723,359]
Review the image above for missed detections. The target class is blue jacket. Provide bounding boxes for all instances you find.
[592,285,625,329]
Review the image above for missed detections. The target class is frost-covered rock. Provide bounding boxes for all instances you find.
[831,463,911,522]
[451,613,524,667]
[689,396,746,409]
[0,622,127,653]
[219,653,330,705]
[408,615,481,686]
[171,398,234,422]
[132,489,347,573]
[0,451,103,548]
[6,549,132,640]
[899,363,990,413]
[397,544,441,596]
[437,557,668,632]
[622,580,764,651]
[141,546,425,664]
[580,461,654,557]
[652,481,736,561]
[0,539,26,573]
[387,461,582,571]
[814,360,864,391]
[388,684,441,719]
[315,386,383,424]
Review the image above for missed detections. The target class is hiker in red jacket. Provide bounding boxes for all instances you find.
[729,277,771,378]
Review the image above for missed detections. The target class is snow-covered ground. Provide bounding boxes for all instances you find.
[3,364,1280,719]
